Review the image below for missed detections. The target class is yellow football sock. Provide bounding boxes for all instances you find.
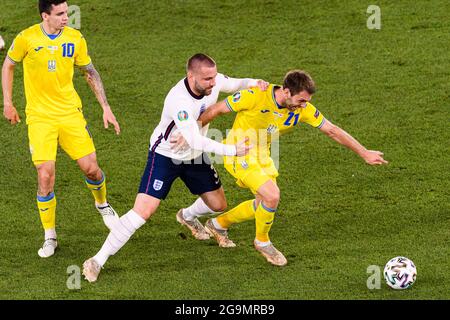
[255,202,276,243]
[37,192,57,230]
[216,200,256,229]
[85,172,107,205]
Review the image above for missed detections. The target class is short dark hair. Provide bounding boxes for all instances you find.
[186,53,216,72]
[39,0,67,16]
[283,70,316,95]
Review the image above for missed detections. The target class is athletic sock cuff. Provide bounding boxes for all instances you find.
[127,209,146,229]
[37,192,55,202]
[260,202,277,213]
[85,171,105,185]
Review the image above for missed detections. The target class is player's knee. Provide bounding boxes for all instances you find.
[134,206,155,220]
[209,200,227,213]
[37,168,54,185]
[133,194,160,220]
[37,173,54,195]
[84,165,102,181]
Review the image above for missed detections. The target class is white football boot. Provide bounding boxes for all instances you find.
[82,258,102,283]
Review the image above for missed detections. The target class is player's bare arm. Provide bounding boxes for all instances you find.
[1,57,20,124]
[319,120,388,165]
[79,63,120,134]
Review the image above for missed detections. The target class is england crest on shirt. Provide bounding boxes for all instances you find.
[153,179,164,191]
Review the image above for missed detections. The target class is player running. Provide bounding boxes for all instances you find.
[2,0,121,258]
[82,53,267,282]
[193,70,388,266]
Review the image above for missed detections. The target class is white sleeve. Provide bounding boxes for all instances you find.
[168,100,236,156]
[217,73,259,94]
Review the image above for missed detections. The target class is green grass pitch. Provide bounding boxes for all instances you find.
[0,0,449,299]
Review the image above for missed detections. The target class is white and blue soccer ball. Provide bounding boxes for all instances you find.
[384,256,417,290]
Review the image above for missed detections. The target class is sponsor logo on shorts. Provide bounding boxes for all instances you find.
[267,124,278,134]
[153,179,164,191]
[240,160,249,170]
[177,111,189,121]
[211,165,220,184]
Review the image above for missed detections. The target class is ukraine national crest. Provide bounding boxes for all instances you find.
[48,60,56,72]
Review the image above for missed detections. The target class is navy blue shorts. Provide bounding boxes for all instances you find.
[138,151,222,200]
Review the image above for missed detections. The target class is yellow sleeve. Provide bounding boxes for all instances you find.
[300,103,326,128]
[225,89,257,112]
[75,35,92,66]
[7,32,28,63]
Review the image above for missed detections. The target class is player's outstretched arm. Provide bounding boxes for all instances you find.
[319,120,388,165]
[198,100,231,126]
[79,63,120,134]
[2,58,21,125]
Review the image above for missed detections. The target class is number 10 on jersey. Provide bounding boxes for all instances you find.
[62,43,75,57]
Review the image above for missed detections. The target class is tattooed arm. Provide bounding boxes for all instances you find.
[79,63,121,134]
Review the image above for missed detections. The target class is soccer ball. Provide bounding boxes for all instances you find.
[384,256,417,290]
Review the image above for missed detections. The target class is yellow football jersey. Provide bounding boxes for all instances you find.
[7,24,92,123]
[224,84,325,159]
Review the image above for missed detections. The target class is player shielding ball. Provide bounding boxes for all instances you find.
[1,0,121,257]
[195,70,388,266]
[82,54,268,282]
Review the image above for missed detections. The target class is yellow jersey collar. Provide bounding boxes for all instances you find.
[39,23,64,40]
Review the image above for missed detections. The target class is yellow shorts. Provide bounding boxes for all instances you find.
[224,155,278,195]
[28,112,96,165]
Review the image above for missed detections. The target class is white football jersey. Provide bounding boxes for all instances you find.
[149,73,258,160]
